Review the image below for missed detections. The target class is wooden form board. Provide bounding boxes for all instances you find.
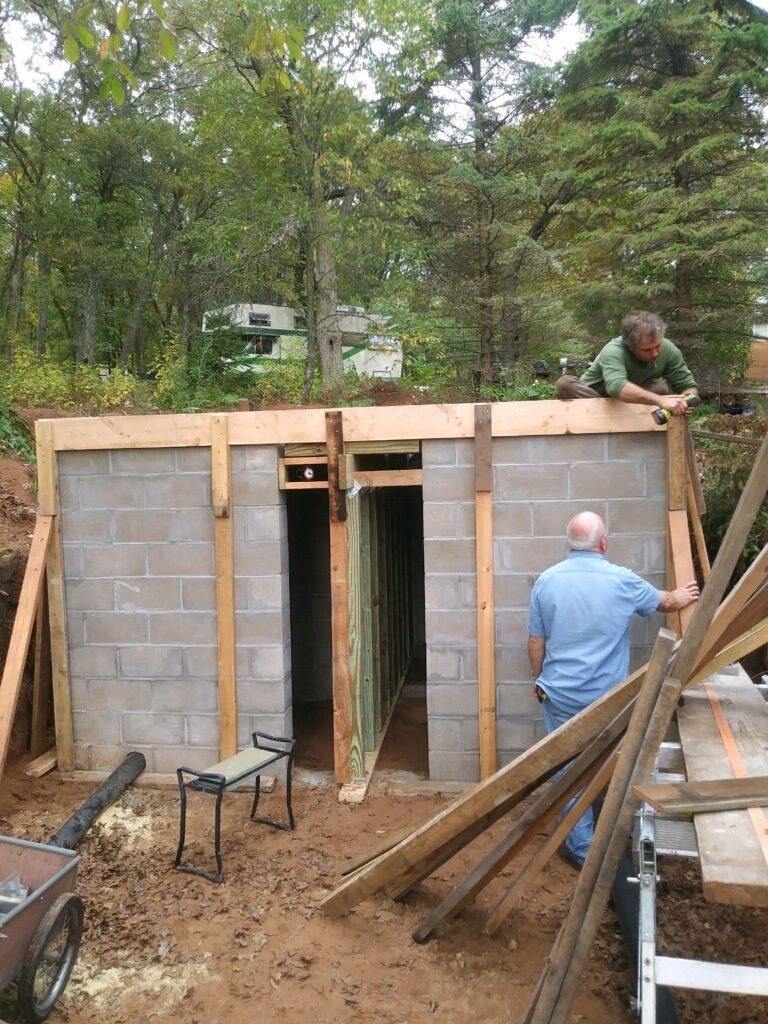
[677,667,768,907]
[211,415,237,759]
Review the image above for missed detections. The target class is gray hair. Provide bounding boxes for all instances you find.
[622,312,666,350]
[567,511,606,550]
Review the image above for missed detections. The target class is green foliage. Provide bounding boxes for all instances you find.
[697,413,768,585]
[0,395,36,464]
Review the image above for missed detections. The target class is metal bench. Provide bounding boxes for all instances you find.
[174,732,296,883]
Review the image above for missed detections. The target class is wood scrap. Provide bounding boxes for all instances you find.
[632,776,768,816]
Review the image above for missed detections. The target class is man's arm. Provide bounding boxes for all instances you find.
[657,580,700,612]
[617,382,694,416]
[528,635,546,679]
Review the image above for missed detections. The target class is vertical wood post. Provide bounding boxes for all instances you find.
[35,420,74,771]
[31,584,52,757]
[666,416,687,634]
[474,404,496,779]
[211,414,237,759]
[326,411,352,784]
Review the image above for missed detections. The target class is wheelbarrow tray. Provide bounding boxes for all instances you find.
[0,835,80,992]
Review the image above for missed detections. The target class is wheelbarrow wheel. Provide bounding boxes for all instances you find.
[17,893,84,1023]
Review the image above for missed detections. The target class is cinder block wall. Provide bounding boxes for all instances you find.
[59,445,291,773]
[423,432,667,783]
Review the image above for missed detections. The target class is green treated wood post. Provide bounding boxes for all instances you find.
[346,493,365,778]
[361,490,375,751]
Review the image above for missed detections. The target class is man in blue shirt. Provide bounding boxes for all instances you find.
[528,511,699,868]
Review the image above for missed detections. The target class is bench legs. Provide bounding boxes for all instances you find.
[175,768,227,884]
[250,732,296,832]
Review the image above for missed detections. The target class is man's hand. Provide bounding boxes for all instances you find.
[657,579,700,612]
[658,395,694,417]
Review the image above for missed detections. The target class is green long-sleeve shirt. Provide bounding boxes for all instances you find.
[581,336,697,398]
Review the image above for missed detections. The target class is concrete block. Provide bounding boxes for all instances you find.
[426,647,462,682]
[123,712,185,745]
[457,501,481,539]
[494,608,530,637]
[425,609,476,645]
[232,473,280,507]
[234,542,287,576]
[568,461,645,499]
[58,478,79,513]
[648,460,667,503]
[422,466,475,502]
[424,575,476,611]
[118,646,183,679]
[491,502,533,538]
[69,645,117,679]
[494,536,563,574]
[65,578,114,611]
[494,573,536,610]
[85,612,149,644]
[182,578,216,611]
[237,713,293,749]
[80,476,144,510]
[112,509,176,543]
[153,746,218,774]
[183,646,218,678]
[235,576,287,612]
[243,506,286,542]
[532,500,607,538]
[66,612,85,645]
[83,544,147,578]
[175,448,211,472]
[250,645,291,681]
[153,679,217,713]
[460,648,478,681]
[422,502,459,539]
[61,511,112,544]
[608,434,664,461]
[497,682,540,716]
[73,710,121,745]
[495,463,568,501]
[497,718,538,750]
[428,717,463,751]
[148,543,214,576]
[495,645,534,681]
[62,546,83,578]
[58,451,110,476]
[116,578,181,611]
[235,611,288,645]
[429,751,479,783]
[70,677,88,712]
[170,509,214,543]
[426,683,477,717]
[88,678,152,711]
[111,449,176,474]
[150,612,217,645]
[423,539,475,574]
[607,534,665,574]
[491,437,527,465]
[145,474,210,509]
[606,498,665,535]
[525,435,606,463]
[460,717,480,752]
[241,446,279,472]
[237,678,291,715]
[88,744,138,772]
[422,440,459,467]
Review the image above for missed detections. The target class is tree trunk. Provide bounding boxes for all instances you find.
[310,193,343,385]
[76,273,99,364]
[36,250,51,357]
[499,290,527,367]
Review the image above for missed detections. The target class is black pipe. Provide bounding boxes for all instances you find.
[47,751,146,849]
[612,850,681,1024]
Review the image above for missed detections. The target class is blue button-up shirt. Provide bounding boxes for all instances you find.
[528,551,661,715]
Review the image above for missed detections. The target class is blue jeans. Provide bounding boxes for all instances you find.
[541,699,594,865]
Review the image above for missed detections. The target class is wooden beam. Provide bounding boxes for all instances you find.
[668,509,698,634]
[687,476,711,582]
[35,420,73,772]
[0,515,53,779]
[346,469,422,488]
[685,426,705,516]
[327,411,352,784]
[474,405,496,780]
[346,493,365,778]
[30,583,51,757]
[691,429,763,447]
[211,414,237,760]
[24,747,57,778]
[696,541,768,666]
[47,400,661,452]
[632,776,768,816]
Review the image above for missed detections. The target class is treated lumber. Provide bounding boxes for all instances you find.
[689,617,768,688]
[696,541,768,666]
[685,426,705,516]
[476,405,496,779]
[48,400,659,452]
[667,509,697,634]
[346,493,365,777]
[412,719,627,944]
[632,776,768,816]
[687,476,711,582]
[346,469,422,488]
[24,748,57,778]
[327,411,352,784]
[484,748,618,936]
[691,429,763,447]
[35,420,73,772]
[337,815,438,876]
[538,678,684,1024]
[211,414,237,759]
[319,664,649,917]
[666,416,687,512]
[0,515,54,779]
[30,584,51,757]
[677,669,768,906]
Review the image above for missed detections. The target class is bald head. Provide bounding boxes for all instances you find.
[567,512,606,551]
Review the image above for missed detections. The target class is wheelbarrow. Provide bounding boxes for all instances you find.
[0,835,83,1023]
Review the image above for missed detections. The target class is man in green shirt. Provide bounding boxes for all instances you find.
[556,312,698,417]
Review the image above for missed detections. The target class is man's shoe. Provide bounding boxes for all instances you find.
[556,843,584,872]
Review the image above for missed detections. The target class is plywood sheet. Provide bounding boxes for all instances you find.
[677,667,768,907]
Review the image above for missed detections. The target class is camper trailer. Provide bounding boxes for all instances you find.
[202,302,402,379]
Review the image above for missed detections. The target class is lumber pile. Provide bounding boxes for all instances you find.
[320,432,768,1024]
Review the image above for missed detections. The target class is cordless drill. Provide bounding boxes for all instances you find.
[652,395,702,425]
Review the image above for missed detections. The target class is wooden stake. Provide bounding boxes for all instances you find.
[211,414,237,760]
[30,582,51,757]
[327,411,352,784]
